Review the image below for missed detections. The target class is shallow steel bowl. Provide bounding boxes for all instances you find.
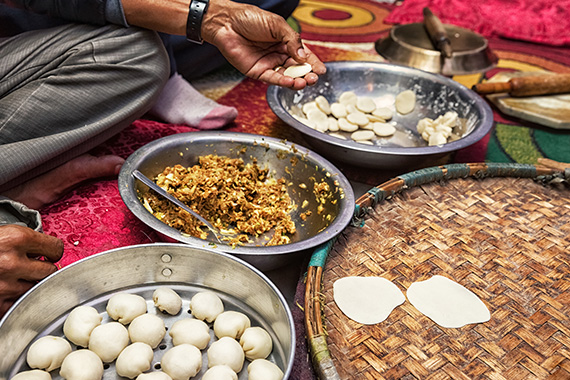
[267,61,494,170]
[0,243,295,380]
[118,132,355,271]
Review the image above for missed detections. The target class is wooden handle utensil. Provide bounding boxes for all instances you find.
[423,7,453,58]
[472,73,570,97]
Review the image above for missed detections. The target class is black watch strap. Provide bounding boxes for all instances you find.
[186,0,209,44]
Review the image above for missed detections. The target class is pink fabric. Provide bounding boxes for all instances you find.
[385,0,570,46]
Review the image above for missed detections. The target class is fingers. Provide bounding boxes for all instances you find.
[17,259,58,282]
[0,225,64,263]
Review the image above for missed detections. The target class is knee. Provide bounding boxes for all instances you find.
[126,28,170,90]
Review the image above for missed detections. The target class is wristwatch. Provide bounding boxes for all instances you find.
[186,0,209,44]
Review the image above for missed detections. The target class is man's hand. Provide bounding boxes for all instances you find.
[202,0,326,90]
[0,225,63,317]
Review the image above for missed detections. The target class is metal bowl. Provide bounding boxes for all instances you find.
[0,244,295,380]
[266,61,494,170]
[118,132,355,271]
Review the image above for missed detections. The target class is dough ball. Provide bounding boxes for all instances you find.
[247,359,284,380]
[26,335,72,372]
[106,293,148,324]
[153,287,182,315]
[201,365,238,380]
[395,90,416,115]
[136,372,172,380]
[115,342,154,379]
[161,344,202,380]
[128,313,166,348]
[59,349,103,380]
[213,311,251,340]
[11,370,51,380]
[88,322,129,363]
[189,291,223,323]
[63,305,102,347]
[169,318,211,349]
[207,336,244,373]
[239,327,273,361]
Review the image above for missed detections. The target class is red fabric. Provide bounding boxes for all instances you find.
[385,0,570,46]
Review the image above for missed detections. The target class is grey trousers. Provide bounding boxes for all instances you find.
[0,23,170,191]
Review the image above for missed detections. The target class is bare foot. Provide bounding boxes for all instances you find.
[2,154,125,210]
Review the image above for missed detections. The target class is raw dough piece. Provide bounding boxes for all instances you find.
[315,96,331,114]
[189,291,224,323]
[373,122,396,137]
[338,118,358,133]
[128,313,166,348]
[247,359,284,380]
[115,342,154,379]
[333,276,405,325]
[59,349,104,380]
[330,103,347,119]
[406,275,491,328]
[372,107,393,120]
[207,336,245,373]
[27,335,72,371]
[106,293,148,324]
[283,63,312,78]
[395,90,416,115]
[136,372,172,380]
[213,311,251,340]
[88,321,129,363]
[11,370,51,380]
[350,130,374,142]
[346,111,369,127]
[356,96,376,113]
[239,327,273,360]
[161,344,202,380]
[338,91,358,106]
[63,305,102,347]
[169,318,211,349]
[201,365,238,380]
[153,287,182,315]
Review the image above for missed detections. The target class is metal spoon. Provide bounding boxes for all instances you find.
[132,170,225,243]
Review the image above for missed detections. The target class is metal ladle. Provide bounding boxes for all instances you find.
[132,170,226,244]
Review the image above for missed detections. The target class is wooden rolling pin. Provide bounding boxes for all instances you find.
[472,74,570,97]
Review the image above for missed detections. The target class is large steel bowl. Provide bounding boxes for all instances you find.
[0,244,295,380]
[266,61,494,170]
[118,132,355,271]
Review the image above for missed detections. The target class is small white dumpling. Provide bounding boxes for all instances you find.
[201,365,238,380]
[189,291,223,323]
[136,372,172,380]
[168,318,210,349]
[88,322,129,363]
[11,370,51,380]
[153,287,182,315]
[207,336,244,373]
[63,305,102,347]
[240,327,273,360]
[161,344,202,380]
[247,359,284,380]
[115,342,154,379]
[128,313,166,348]
[213,311,251,340]
[106,293,148,324]
[27,335,72,371]
[59,349,103,380]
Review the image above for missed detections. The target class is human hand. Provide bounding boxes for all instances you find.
[202,0,326,90]
[0,225,63,317]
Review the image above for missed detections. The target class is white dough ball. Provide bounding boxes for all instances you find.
[213,311,251,340]
[115,342,154,379]
[240,327,273,360]
[169,318,210,349]
[161,344,202,380]
[129,313,166,348]
[106,293,148,324]
[11,370,51,380]
[247,359,284,380]
[207,336,244,373]
[395,90,416,115]
[201,365,238,380]
[59,349,103,380]
[136,372,172,380]
[27,335,72,372]
[189,291,223,323]
[153,287,182,315]
[63,305,102,347]
[88,322,129,363]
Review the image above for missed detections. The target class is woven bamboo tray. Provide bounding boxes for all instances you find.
[304,162,570,380]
